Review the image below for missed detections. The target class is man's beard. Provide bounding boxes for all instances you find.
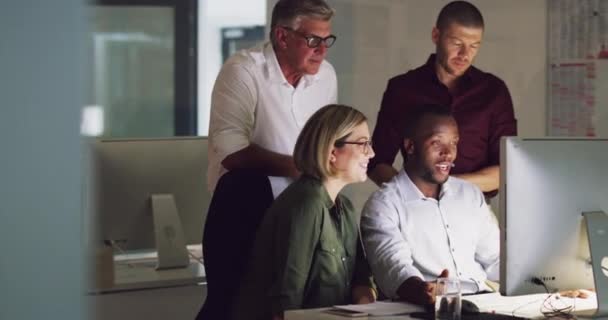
[420,160,449,185]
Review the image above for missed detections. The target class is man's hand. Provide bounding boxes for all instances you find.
[397,269,450,305]
[352,285,377,304]
[559,289,594,299]
[221,143,300,178]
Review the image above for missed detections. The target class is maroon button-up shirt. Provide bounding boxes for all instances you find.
[369,54,517,194]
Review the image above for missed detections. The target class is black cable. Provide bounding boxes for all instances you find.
[531,277,577,319]
[531,277,550,293]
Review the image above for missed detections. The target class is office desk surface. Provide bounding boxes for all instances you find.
[285,292,598,320]
[286,308,413,320]
[90,283,205,320]
[90,244,205,293]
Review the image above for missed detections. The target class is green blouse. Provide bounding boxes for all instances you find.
[231,176,374,320]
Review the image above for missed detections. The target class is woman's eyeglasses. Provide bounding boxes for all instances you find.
[335,140,373,155]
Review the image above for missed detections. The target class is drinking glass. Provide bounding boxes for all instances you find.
[435,277,461,320]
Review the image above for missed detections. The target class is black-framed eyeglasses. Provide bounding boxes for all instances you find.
[281,26,337,48]
[335,140,373,154]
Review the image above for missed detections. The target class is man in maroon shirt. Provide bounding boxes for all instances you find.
[368,1,516,197]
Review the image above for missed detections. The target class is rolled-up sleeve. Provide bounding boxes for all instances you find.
[360,193,423,298]
[208,63,257,164]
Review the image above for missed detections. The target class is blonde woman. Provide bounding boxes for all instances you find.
[231,104,377,320]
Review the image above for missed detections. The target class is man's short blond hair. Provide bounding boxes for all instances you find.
[294,104,367,181]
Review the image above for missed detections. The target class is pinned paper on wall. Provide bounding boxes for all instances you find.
[548,0,608,137]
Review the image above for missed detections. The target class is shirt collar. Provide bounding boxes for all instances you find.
[300,175,335,209]
[396,169,454,202]
[263,42,320,87]
[263,43,288,84]
[423,54,481,85]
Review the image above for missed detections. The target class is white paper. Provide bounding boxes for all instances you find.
[333,301,424,316]
[462,292,597,319]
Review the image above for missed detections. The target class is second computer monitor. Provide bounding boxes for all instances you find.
[92,137,210,268]
[499,137,608,296]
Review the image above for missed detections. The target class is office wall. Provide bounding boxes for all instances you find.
[0,1,86,319]
[198,0,267,136]
[266,0,547,212]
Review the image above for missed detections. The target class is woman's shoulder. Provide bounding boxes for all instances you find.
[336,193,355,212]
[271,177,330,214]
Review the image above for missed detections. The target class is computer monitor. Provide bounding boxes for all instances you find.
[499,137,608,299]
[91,137,210,269]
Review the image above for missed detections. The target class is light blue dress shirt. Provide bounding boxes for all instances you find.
[361,169,499,298]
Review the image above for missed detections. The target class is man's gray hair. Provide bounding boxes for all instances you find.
[270,0,334,46]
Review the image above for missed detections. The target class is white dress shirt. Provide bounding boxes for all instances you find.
[361,169,499,298]
[207,42,338,197]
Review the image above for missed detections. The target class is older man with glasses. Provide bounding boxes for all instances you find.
[207,0,338,198]
[199,0,338,319]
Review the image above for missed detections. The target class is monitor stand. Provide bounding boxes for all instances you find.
[151,194,190,270]
[583,211,608,319]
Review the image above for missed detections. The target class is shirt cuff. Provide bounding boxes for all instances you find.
[461,278,481,294]
[386,265,424,299]
[462,278,495,293]
[211,130,250,164]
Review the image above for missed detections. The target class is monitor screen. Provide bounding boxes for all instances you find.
[499,137,608,295]
[91,137,210,268]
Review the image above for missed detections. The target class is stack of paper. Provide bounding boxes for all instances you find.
[332,301,424,316]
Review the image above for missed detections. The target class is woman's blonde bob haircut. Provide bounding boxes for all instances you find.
[294,104,367,181]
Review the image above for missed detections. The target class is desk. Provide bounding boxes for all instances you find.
[285,293,599,320]
[90,245,205,293]
[90,283,206,320]
[88,245,207,320]
[286,308,412,320]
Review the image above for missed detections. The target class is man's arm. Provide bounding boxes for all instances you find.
[452,165,499,192]
[465,79,516,192]
[209,63,298,178]
[360,195,424,299]
[367,78,405,186]
[222,144,300,178]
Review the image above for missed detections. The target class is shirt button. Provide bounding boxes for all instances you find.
[459,272,463,276]
[446,225,450,228]
[341,257,346,261]
[452,248,455,252]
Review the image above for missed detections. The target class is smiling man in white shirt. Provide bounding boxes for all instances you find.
[207,0,338,197]
[361,104,499,306]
